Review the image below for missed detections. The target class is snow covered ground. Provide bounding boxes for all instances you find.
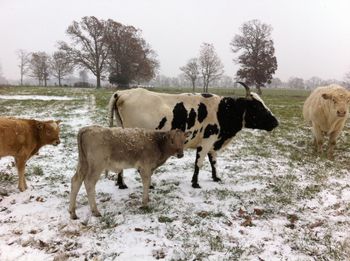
[1,90,350,260]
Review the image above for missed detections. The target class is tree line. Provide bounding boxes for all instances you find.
[15,17,278,92]
[17,16,159,88]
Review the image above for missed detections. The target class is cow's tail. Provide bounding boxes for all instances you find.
[75,127,89,179]
[108,92,123,127]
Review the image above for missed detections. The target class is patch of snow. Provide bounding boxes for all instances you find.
[0,95,74,101]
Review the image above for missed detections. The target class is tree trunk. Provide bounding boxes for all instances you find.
[96,72,101,88]
[192,81,195,93]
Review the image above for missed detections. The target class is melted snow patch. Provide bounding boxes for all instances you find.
[0,95,74,101]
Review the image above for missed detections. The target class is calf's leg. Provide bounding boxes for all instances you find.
[69,168,84,219]
[15,155,28,192]
[139,168,151,206]
[84,168,103,217]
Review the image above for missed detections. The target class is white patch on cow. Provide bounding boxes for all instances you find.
[251,92,272,113]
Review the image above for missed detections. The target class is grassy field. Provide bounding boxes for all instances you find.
[1,86,350,260]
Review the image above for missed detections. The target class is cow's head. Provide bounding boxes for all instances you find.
[167,129,191,158]
[322,90,350,118]
[37,120,61,146]
[237,82,278,131]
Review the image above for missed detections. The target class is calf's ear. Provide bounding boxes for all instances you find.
[322,93,332,100]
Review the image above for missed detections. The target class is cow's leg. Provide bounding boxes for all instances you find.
[311,123,324,153]
[139,168,151,206]
[84,168,102,217]
[328,130,341,160]
[15,156,28,192]
[191,146,207,189]
[208,151,220,182]
[116,170,128,189]
[69,167,84,219]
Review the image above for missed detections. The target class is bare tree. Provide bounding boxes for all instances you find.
[29,52,51,86]
[79,70,88,82]
[50,51,74,86]
[231,19,277,94]
[59,16,108,88]
[288,77,305,89]
[16,49,31,86]
[0,63,8,84]
[180,58,199,93]
[199,43,224,93]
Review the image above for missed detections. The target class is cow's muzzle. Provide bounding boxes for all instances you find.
[53,140,61,146]
[177,153,184,158]
[337,111,347,117]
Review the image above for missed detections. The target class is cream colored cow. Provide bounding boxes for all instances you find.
[303,84,350,159]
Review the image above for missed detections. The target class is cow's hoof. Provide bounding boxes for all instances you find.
[212,177,221,182]
[139,205,150,211]
[69,211,78,220]
[18,187,26,192]
[117,184,128,189]
[92,210,102,217]
[192,183,201,189]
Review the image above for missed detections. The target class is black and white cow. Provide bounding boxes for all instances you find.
[108,82,278,188]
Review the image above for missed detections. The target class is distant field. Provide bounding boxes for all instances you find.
[1,86,350,260]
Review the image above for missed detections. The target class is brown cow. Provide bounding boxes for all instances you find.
[303,84,350,159]
[69,126,188,219]
[0,117,61,191]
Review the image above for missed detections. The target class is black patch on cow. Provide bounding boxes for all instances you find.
[213,97,245,151]
[171,102,188,131]
[203,124,219,138]
[187,109,196,129]
[197,103,208,123]
[208,153,220,182]
[114,93,118,98]
[156,117,167,130]
[244,99,279,131]
[191,129,198,140]
[200,127,203,132]
[201,93,213,98]
[191,146,203,188]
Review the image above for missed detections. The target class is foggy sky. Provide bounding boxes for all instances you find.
[1,0,350,82]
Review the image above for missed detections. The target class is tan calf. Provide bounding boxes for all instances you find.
[69,126,187,219]
[0,117,61,191]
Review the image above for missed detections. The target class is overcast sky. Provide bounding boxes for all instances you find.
[1,0,350,82]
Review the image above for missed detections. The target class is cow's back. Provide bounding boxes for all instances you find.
[79,126,161,171]
[0,118,33,157]
[115,88,221,148]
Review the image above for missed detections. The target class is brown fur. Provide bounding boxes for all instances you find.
[0,117,61,191]
[69,126,187,219]
[303,84,350,159]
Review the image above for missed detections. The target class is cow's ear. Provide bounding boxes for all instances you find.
[37,122,44,129]
[56,120,62,125]
[322,93,332,100]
